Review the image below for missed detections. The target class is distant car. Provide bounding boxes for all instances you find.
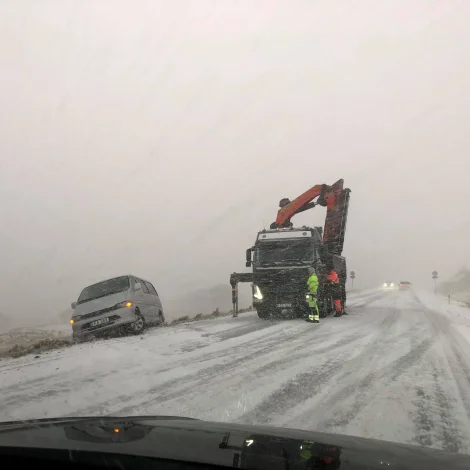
[399,281,412,290]
[70,275,165,343]
[382,281,395,289]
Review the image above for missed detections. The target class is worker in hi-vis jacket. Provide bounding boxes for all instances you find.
[306,267,320,323]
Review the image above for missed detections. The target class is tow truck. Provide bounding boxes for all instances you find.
[230,179,351,319]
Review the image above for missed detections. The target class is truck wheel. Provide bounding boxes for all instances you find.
[317,296,328,318]
[297,307,309,320]
[256,305,270,319]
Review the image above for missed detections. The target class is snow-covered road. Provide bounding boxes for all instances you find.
[2,288,470,454]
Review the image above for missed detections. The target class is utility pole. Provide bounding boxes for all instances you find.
[432,271,438,294]
[350,270,356,290]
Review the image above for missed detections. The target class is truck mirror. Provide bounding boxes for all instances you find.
[246,248,252,267]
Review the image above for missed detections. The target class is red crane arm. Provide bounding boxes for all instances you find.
[272,179,350,256]
[273,184,329,227]
[322,179,350,255]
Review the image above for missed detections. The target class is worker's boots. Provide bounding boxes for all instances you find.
[333,300,343,317]
[306,314,320,323]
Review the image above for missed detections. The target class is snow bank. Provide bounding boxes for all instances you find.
[0,326,72,358]
[438,268,470,305]
[414,289,470,347]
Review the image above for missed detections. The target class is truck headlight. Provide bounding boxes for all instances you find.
[253,285,263,300]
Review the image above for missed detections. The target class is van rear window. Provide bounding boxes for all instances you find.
[77,276,130,304]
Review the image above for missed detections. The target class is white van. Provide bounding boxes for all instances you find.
[71,275,165,342]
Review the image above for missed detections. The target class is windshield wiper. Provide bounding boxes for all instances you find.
[260,261,283,267]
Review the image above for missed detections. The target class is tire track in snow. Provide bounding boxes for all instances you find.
[238,303,405,425]
[86,324,368,416]
[41,291,391,417]
[432,368,461,453]
[299,334,434,432]
[410,359,463,452]
[409,297,470,453]
[414,292,470,419]
[120,302,401,417]
[242,295,435,434]
[2,313,364,412]
[1,319,292,399]
[347,291,390,308]
[75,297,392,417]
[413,386,434,448]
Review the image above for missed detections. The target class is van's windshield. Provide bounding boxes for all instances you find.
[77,276,130,305]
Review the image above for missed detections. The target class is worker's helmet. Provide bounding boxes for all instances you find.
[308,267,316,275]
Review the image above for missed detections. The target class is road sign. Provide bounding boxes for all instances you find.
[350,271,356,289]
[432,271,438,294]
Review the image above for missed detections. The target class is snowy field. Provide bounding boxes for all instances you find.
[2,288,470,454]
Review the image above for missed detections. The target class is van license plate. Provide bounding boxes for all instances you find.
[90,318,110,327]
[277,303,292,308]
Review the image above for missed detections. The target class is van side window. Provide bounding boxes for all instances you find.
[145,282,158,296]
[137,278,150,294]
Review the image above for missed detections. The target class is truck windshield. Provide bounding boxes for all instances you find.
[77,276,130,304]
[255,240,314,265]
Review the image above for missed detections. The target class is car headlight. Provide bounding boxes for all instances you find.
[253,285,263,300]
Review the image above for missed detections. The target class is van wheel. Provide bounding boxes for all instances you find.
[73,333,84,344]
[129,312,145,334]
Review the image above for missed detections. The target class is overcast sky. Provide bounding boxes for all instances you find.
[0,0,469,325]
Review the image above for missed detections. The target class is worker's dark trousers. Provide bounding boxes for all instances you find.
[330,285,343,314]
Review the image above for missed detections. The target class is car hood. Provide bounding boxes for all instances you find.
[74,292,129,316]
[0,416,468,469]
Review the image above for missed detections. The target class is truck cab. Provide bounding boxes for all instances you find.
[230,179,350,319]
[246,227,323,318]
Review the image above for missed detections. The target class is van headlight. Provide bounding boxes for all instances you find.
[253,285,263,300]
[114,301,133,309]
